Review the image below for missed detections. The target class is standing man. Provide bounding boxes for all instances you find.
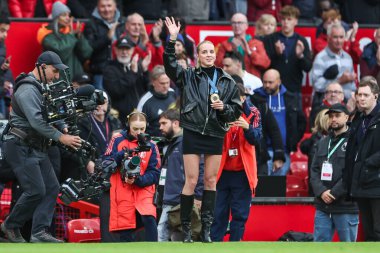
[84,0,125,90]
[0,15,12,119]
[1,51,82,243]
[255,69,306,175]
[264,5,312,107]
[157,109,203,241]
[345,78,380,241]
[215,12,270,78]
[137,65,176,137]
[211,82,262,241]
[310,103,359,242]
[311,23,356,107]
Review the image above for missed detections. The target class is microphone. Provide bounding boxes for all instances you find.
[75,84,95,97]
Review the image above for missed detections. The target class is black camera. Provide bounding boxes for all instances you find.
[120,133,151,181]
[58,158,117,205]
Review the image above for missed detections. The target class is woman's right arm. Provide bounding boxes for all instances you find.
[163,17,185,87]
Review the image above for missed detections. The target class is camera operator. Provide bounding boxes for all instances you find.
[1,51,82,243]
[104,111,161,242]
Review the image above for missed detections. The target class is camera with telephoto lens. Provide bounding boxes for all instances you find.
[120,133,151,181]
[59,158,118,205]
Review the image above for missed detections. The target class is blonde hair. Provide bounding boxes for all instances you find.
[255,14,277,37]
[196,40,214,68]
[312,109,330,134]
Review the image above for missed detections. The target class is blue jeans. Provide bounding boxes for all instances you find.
[313,210,359,242]
[267,150,290,176]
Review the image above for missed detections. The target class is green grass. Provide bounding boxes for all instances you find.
[0,242,379,253]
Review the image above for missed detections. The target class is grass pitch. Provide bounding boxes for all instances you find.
[0,242,379,253]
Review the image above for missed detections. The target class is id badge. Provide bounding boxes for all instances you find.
[321,161,333,181]
[228,148,238,157]
[159,167,167,186]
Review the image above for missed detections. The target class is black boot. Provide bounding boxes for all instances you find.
[180,194,194,243]
[200,190,216,243]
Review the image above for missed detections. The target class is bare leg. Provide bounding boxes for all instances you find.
[182,154,200,195]
[203,154,222,190]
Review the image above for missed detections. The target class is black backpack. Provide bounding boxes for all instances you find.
[278,230,314,242]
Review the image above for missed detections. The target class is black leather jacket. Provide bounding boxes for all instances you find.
[163,41,242,138]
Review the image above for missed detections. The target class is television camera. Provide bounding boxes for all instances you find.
[120,133,151,182]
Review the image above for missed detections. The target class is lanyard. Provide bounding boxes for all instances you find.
[90,114,109,143]
[208,69,218,94]
[327,138,345,160]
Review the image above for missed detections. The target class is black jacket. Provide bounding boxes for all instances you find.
[103,60,150,123]
[263,32,312,93]
[83,15,125,74]
[344,104,380,198]
[250,94,285,164]
[310,130,358,213]
[163,41,242,138]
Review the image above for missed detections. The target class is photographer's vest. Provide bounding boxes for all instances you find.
[109,137,156,231]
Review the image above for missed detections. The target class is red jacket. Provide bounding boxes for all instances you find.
[247,0,293,22]
[217,110,259,192]
[8,0,66,18]
[216,37,270,78]
[106,132,161,231]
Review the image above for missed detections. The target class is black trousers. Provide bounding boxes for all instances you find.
[357,198,380,241]
[4,137,59,234]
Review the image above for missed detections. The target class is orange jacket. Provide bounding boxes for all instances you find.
[215,37,270,78]
[217,113,258,192]
[107,134,160,231]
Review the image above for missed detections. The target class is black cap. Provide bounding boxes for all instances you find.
[37,51,68,70]
[73,73,91,84]
[116,37,134,48]
[325,103,349,115]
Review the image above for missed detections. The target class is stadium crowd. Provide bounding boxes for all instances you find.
[1,0,380,243]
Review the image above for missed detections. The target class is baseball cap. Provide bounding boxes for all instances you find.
[73,73,91,84]
[116,37,134,48]
[37,51,68,70]
[325,103,349,115]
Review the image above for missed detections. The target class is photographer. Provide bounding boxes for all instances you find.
[104,111,161,242]
[1,51,82,243]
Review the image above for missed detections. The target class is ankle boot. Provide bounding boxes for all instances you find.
[200,190,216,243]
[180,194,194,243]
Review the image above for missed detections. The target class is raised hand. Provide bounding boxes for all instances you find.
[131,54,139,73]
[151,18,163,42]
[295,40,305,58]
[142,51,152,72]
[164,17,181,40]
[275,40,285,55]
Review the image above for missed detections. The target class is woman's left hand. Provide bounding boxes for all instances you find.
[211,100,224,111]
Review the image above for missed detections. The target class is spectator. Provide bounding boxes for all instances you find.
[104,111,161,242]
[122,13,164,71]
[166,34,193,66]
[222,51,263,95]
[292,0,318,24]
[310,103,359,242]
[8,0,66,18]
[300,108,329,195]
[309,82,345,130]
[344,78,380,241]
[314,9,361,64]
[336,0,380,25]
[71,72,91,89]
[37,2,93,81]
[103,36,150,124]
[254,69,306,176]
[157,109,204,242]
[247,0,292,22]
[311,23,356,107]
[216,12,270,78]
[83,0,125,89]
[263,5,312,107]
[66,0,123,19]
[0,0,9,17]
[211,81,261,242]
[137,65,176,137]
[254,14,277,41]
[360,28,380,84]
[0,15,12,119]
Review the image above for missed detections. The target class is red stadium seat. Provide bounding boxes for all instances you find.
[290,161,308,178]
[286,175,309,197]
[66,218,101,242]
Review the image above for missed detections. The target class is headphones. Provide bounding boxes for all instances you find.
[125,111,148,129]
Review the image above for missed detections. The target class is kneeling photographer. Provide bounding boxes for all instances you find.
[1,51,82,243]
[104,111,161,242]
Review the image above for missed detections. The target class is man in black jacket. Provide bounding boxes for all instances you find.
[83,0,125,90]
[263,5,312,108]
[344,78,380,241]
[310,103,358,242]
